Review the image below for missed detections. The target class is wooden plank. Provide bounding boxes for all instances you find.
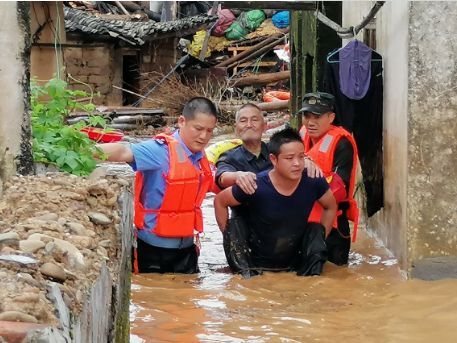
[199,1,219,60]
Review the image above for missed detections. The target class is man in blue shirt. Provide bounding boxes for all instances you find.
[214,128,337,277]
[97,97,218,274]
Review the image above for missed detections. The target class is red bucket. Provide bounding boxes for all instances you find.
[80,127,124,143]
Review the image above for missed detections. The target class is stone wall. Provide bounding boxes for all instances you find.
[0,173,133,342]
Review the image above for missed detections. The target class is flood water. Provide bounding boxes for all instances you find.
[129,196,457,343]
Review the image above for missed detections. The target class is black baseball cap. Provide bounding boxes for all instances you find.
[298,92,335,115]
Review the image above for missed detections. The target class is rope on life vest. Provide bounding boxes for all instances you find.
[133,230,139,274]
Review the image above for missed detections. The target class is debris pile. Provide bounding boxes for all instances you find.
[0,172,130,324]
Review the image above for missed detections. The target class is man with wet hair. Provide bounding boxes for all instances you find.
[96,97,218,274]
[214,127,337,277]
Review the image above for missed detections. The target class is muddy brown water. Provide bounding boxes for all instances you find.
[129,194,457,343]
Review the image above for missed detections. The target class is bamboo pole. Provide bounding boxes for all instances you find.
[227,34,288,70]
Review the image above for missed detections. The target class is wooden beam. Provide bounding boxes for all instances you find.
[220,1,316,11]
[230,70,290,87]
[199,1,219,60]
[220,100,289,113]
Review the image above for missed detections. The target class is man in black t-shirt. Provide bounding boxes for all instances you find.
[214,128,337,277]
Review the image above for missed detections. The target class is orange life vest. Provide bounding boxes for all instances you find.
[133,134,213,238]
[302,125,360,242]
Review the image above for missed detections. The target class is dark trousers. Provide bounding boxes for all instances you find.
[133,238,199,274]
[223,216,328,278]
[325,214,351,266]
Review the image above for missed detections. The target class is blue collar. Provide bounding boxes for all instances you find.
[173,130,203,161]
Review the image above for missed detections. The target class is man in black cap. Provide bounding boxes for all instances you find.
[298,92,360,266]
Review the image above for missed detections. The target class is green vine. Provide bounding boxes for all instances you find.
[31,77,107,176]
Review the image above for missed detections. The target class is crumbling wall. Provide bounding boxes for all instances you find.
[64,45,122,106]
[0,172,133,342]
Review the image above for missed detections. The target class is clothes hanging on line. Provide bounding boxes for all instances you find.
[323,40,384,217]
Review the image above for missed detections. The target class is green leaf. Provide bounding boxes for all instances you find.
[31,76,102,176]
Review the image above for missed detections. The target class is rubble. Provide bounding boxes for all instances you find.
[0,172,131,325]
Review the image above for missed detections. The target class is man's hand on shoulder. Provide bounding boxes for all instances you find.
[304,157,323,178]
[235,171,257,195]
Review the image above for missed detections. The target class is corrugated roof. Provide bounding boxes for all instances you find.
[64,7,216,45]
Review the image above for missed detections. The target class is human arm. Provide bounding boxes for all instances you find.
[215,151,258,194]
[332,138,354,190]
[317,189,337,237]
[214,187,242,232]
[95,143,134,163]
[218,171,257,194]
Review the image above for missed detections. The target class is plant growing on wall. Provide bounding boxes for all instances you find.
[31,77,107,176]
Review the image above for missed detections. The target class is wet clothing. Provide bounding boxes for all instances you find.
[130,131,202,249]
[324,47,384,217]
[215,142,272,189]
[224,217,327,277]
[304,134,355,266]
[216,141,272,218]
[129,130,209,274]
[230,170,329,272]
[134,239,199,274]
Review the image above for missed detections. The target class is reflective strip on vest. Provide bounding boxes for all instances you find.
[319,134,334,153]
[302,125,359,241]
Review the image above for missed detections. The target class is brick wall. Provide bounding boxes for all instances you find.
[64,46,122,106]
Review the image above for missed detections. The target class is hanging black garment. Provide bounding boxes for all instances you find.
[323,49,384,217]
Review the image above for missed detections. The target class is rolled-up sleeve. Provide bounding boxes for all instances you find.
[215,152,237,187]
